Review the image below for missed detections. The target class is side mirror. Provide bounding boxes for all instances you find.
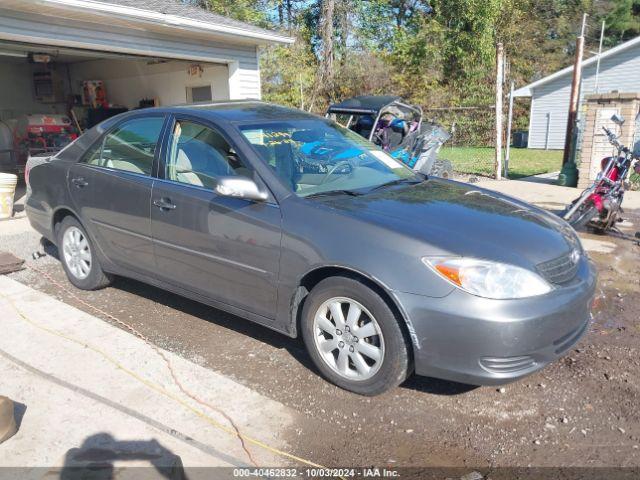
[611,113,625,126]
[215,176,268,202]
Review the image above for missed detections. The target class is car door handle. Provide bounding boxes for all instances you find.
[71,177,88,187]
[153,198,177,211]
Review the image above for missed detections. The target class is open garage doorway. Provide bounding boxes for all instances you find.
[0,41,230,174]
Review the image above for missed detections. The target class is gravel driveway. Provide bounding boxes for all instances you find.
[1,205,639,475]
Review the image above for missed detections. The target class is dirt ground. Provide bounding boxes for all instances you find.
[2,206,640,475]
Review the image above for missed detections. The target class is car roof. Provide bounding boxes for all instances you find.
[327,95,403,115]
[138,100,321,124]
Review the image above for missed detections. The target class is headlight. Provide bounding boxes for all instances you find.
[423,257,553,299]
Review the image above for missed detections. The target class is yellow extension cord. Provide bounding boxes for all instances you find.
[0,288,331,471]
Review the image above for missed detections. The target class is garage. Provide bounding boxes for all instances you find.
[0,0,292,174]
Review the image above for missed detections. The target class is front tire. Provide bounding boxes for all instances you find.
[57,216,112,290]
[566,201,598,229]
[301,276,411,395]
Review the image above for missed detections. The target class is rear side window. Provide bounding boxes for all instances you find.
[82,117,164,176]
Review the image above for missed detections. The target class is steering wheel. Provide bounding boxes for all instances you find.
[319,160,353,185]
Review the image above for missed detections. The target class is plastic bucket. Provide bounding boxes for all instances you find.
[0,172,18,219]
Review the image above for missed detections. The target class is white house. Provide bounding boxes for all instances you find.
[514,35,640,150]
[0,0,293,121]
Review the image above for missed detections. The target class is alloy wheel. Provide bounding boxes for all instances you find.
[312,297,385,381]
[62,226,92,280]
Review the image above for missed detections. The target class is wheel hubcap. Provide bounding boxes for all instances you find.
[312,297,385,381]
[62,226,91,280]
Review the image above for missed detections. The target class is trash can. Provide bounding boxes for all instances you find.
[0,172,18,219]
[512,131,529,148]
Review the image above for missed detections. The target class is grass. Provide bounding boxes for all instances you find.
[441,146,563,179]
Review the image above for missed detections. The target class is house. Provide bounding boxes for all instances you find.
[0,0,293,120]
[513,35,640,150]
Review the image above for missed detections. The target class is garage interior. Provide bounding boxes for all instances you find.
[0,41,230,173]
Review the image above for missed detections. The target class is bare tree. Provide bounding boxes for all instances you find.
[320,0,335,100]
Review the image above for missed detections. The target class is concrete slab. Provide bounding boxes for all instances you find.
[477,178,640,211]
[0,216,32,236]
[0,275,296,476]
[518,171,561,185]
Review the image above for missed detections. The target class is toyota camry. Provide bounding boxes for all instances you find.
[26,101,596,395]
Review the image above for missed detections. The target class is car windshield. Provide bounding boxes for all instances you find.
[238,119,419,197]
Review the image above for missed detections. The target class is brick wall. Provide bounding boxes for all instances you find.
[578,93,640,189]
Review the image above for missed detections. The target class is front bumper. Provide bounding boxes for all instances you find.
[394,256,596,385]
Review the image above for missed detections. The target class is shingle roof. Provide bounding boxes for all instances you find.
[100,0,289,40]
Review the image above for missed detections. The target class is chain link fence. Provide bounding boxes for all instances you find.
[424,107,498,178]
[424,102,565,180]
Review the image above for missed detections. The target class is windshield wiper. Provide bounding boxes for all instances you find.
[305,189,363,198]
[367,177,423,192]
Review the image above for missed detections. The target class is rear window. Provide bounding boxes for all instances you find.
[81,117,165,176]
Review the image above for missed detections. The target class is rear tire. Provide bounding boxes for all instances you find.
[301,276,411,395]
[57,216,112,290]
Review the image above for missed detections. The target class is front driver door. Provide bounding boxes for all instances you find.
[68,115,166,274]
[150,117,282,320]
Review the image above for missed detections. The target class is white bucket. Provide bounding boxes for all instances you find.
[0,172,18,220]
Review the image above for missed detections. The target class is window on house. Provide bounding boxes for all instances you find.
[187,85,213,103]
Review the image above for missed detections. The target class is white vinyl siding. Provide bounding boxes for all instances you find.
[528,77,572,149]
[0,7,261,100]
[527,41,640,150]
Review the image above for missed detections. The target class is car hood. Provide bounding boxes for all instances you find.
[320,178,579,269]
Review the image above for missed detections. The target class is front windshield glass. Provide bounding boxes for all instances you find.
[238,119,419,197]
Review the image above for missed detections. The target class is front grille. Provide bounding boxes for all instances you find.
[479,355,536,374]
[537,251,580,284]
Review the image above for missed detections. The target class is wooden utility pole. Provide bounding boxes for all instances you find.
[495,43,504,180]
[504,80,515,179]
[562,14,587,166]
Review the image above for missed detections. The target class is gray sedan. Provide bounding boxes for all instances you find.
[25,102,596,395]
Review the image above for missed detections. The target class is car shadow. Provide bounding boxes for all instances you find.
[113,275,478,396]
[401,375,477,395]
[41,239,478,398]
[110,275,318,369]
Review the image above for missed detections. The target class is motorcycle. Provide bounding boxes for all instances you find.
[563,113,640,231]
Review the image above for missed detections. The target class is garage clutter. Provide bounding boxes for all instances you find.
[1,61,159,177]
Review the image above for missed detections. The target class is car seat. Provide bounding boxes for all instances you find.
[350,115,374,139]
[173,139,232,188]
[274,141,297,190]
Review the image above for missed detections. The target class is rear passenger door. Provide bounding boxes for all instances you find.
[68,115,167,274]
[150,116,282,320]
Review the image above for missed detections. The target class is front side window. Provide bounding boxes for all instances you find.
[82,117,164,176]
[166,120,250,189]
[239,119,418,197]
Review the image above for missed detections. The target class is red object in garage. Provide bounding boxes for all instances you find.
[13,114,78,172]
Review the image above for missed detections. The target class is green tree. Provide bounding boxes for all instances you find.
[191,0,270,26]
[603,0,640,43]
